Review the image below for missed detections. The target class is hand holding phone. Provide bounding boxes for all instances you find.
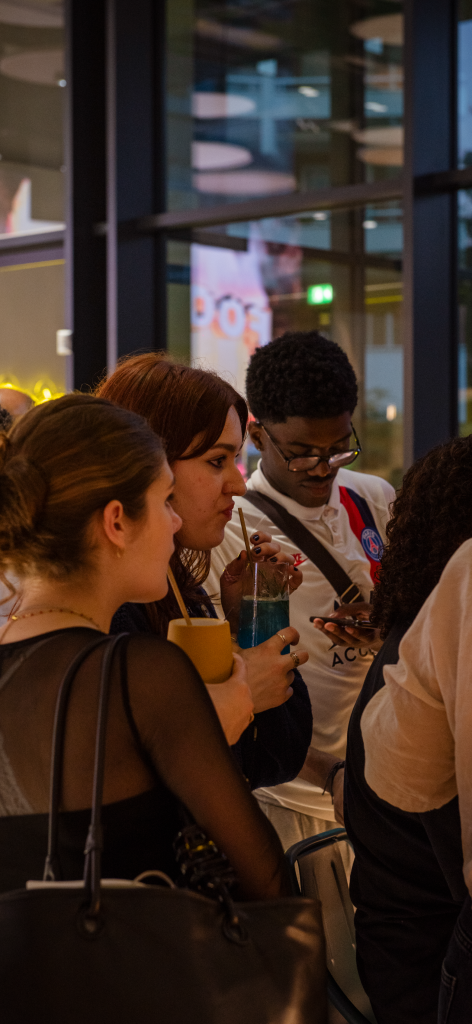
[310,604,383,652]
[309,615,372,629]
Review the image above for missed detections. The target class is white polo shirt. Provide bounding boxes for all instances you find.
[207,463,394,820]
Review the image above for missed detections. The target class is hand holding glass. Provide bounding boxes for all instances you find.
[237,561,290,652]
[167,618,233,685]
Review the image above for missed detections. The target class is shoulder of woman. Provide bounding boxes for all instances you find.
[124,632,203,683]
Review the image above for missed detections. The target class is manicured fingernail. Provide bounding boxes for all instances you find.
[254,547,261,554]
[252,534,259,542]
[270,556,277,562]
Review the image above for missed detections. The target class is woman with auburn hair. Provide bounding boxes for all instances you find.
[339,435,472,1024]
[97,353,312,790]
[0,392,291,901]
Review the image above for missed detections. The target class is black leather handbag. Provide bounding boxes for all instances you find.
[0,634,328,1024]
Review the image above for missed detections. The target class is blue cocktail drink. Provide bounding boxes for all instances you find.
[237,595,290,650]
[236,561,290,652]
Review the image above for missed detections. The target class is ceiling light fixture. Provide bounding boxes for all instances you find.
[191,142,252,171]
[365,101,388,113]
[350,14,403,46]
[193,170,296,195]
[354,126,403,146]
[358,147,403,166]
[192,93,255,119]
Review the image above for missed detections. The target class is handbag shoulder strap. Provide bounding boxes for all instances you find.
[44,633,124,883]
[83,633,129,915]
[243,490,363,605]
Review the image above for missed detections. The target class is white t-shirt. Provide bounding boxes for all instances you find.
[206,463,394,820]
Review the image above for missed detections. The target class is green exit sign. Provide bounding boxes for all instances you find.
[307,284,333,305]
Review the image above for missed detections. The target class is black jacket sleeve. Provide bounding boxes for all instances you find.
[231,669,312,790]
[111,599,313,790]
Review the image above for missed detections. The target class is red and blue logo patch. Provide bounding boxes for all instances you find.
[339,486,383,582]
[360,527,383,562]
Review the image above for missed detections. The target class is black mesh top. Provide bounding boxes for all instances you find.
[0,627,289,899]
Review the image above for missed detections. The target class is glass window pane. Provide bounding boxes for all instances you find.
[0,1,65,237]
[0,3,66,406]
[167,200,403,487]
[458,189,472,433]
[0,246,66,402]
[166,1,404,211]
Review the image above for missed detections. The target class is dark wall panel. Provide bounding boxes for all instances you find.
[403,0,457,463]
[66,0,107,391]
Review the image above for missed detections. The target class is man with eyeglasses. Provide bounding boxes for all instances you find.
[208,331,394,851]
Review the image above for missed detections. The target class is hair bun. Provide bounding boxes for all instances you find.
[0,453,48,554]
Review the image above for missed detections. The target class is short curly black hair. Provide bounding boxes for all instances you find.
[246,331,358,422]
[371,434,472,638]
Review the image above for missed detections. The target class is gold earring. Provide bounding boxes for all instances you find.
[116,548,123,559]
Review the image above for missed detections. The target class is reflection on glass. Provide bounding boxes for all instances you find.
[166,0,404,210]
[0,251,66,401]
[458,2,472,169]
[0,0,64,237]
[458,189,472,434]
[167,201,403,486]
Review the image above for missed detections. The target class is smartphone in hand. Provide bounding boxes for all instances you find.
[309,615,372,628]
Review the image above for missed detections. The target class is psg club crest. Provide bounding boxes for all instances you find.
[361,527,383,562]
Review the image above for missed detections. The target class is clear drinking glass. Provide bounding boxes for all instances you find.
[237,561,290,652]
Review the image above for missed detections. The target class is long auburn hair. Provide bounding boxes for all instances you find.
[96,352,248,633]
[371,434,472,637]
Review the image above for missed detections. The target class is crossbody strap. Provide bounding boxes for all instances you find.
[83,633,129,915]
[44,634,121,882]
[244,491,363,605]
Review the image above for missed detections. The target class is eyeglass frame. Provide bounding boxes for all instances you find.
[258,422,362,473]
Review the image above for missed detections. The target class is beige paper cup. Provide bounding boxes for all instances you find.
[167,618,233,685]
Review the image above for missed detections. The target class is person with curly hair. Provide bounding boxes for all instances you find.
[207,330,393,851]
[342,435,472,1024]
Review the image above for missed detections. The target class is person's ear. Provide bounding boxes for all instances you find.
[101,499,126,555]
[248,421,265,451]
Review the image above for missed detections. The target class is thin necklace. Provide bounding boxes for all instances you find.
[9,607,103,632]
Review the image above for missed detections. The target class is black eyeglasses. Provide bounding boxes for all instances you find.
[260,423,362,473]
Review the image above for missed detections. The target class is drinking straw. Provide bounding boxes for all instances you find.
[167,566,192,627]
[238,507,255,579]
